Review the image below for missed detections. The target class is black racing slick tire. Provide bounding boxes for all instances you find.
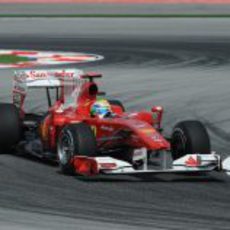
[0,103,21,151]
[171,120,210,160]
[57,123,97,175]
[108,99,125,112]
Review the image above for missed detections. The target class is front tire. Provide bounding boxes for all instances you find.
[171,120,210,160]
[57,123,97,174]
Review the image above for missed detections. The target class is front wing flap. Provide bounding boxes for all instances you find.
[72,149,230,176]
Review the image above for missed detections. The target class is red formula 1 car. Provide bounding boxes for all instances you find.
[1,68,230,177]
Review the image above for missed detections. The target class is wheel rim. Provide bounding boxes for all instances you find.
[58,130,75,165]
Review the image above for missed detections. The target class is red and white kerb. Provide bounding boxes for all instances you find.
[0,50,104,69]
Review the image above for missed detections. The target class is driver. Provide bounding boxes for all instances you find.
[90,99,112,118]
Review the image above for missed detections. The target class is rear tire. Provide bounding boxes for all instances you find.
[171,120,210,160]
[0,103,21,151]
[57,123,97,175]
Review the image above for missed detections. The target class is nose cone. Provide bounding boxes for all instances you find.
[118,118,170,151]
[137,128,170,150]
[146,132,170,150]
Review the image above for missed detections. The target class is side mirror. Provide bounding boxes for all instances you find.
[81,72,102,82]
[151,106,164,130]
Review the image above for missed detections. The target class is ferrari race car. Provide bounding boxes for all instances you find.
[0,68,230,177]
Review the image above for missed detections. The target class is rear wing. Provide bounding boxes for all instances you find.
[14,69,84,88]
[13,68,85,113]
[13,69,104,114]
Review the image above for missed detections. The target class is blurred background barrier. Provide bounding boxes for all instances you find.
[1,0,230,15]
[1,0,230,4]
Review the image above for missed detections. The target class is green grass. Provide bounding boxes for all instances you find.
[0,54,29,64]
[0,14,230,18]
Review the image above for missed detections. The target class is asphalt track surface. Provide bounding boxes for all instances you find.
[0,18,230,229]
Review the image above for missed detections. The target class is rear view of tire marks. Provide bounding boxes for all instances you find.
[1,38,230,68]
[0,28,230,229]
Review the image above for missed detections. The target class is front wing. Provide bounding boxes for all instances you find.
[72,149,230,177]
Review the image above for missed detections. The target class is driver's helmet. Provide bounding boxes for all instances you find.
[90,99,112,118]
